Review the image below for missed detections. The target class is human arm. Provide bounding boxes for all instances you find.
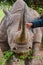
[26,19,43,28]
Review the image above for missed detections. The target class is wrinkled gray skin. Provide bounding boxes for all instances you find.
[0,0,42,65]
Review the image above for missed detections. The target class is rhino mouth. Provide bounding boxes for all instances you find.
[12,42,32,54]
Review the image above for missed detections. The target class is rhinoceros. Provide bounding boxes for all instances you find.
[0,0,42,65]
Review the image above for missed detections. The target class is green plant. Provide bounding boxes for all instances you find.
[0,50,33,65]
[0,50,14,65]
[35,7,43,14]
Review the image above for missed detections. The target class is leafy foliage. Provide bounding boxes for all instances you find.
[0,0,16,5]
[32,5,43,14]
[0,50,14,65]
[24,0,33,7]
[0,50,33,65]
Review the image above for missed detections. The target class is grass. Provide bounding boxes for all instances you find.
[0,9,5,22]
[0,1,12,22]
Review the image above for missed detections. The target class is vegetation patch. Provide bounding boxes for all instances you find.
[0,50,33,65]
[0,9,5,22]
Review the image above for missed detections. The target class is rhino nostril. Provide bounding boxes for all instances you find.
[29,47,31,49]
[13,47,17,50]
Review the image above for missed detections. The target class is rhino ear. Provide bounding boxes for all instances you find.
[3,8,9,16]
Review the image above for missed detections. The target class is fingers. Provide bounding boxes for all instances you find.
[26,23,33,28]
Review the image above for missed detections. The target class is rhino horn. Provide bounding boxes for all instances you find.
[3,8,9,16]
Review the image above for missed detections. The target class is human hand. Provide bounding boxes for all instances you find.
[26,23,33,28]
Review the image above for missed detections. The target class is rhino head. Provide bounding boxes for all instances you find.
[3,8,33,54]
